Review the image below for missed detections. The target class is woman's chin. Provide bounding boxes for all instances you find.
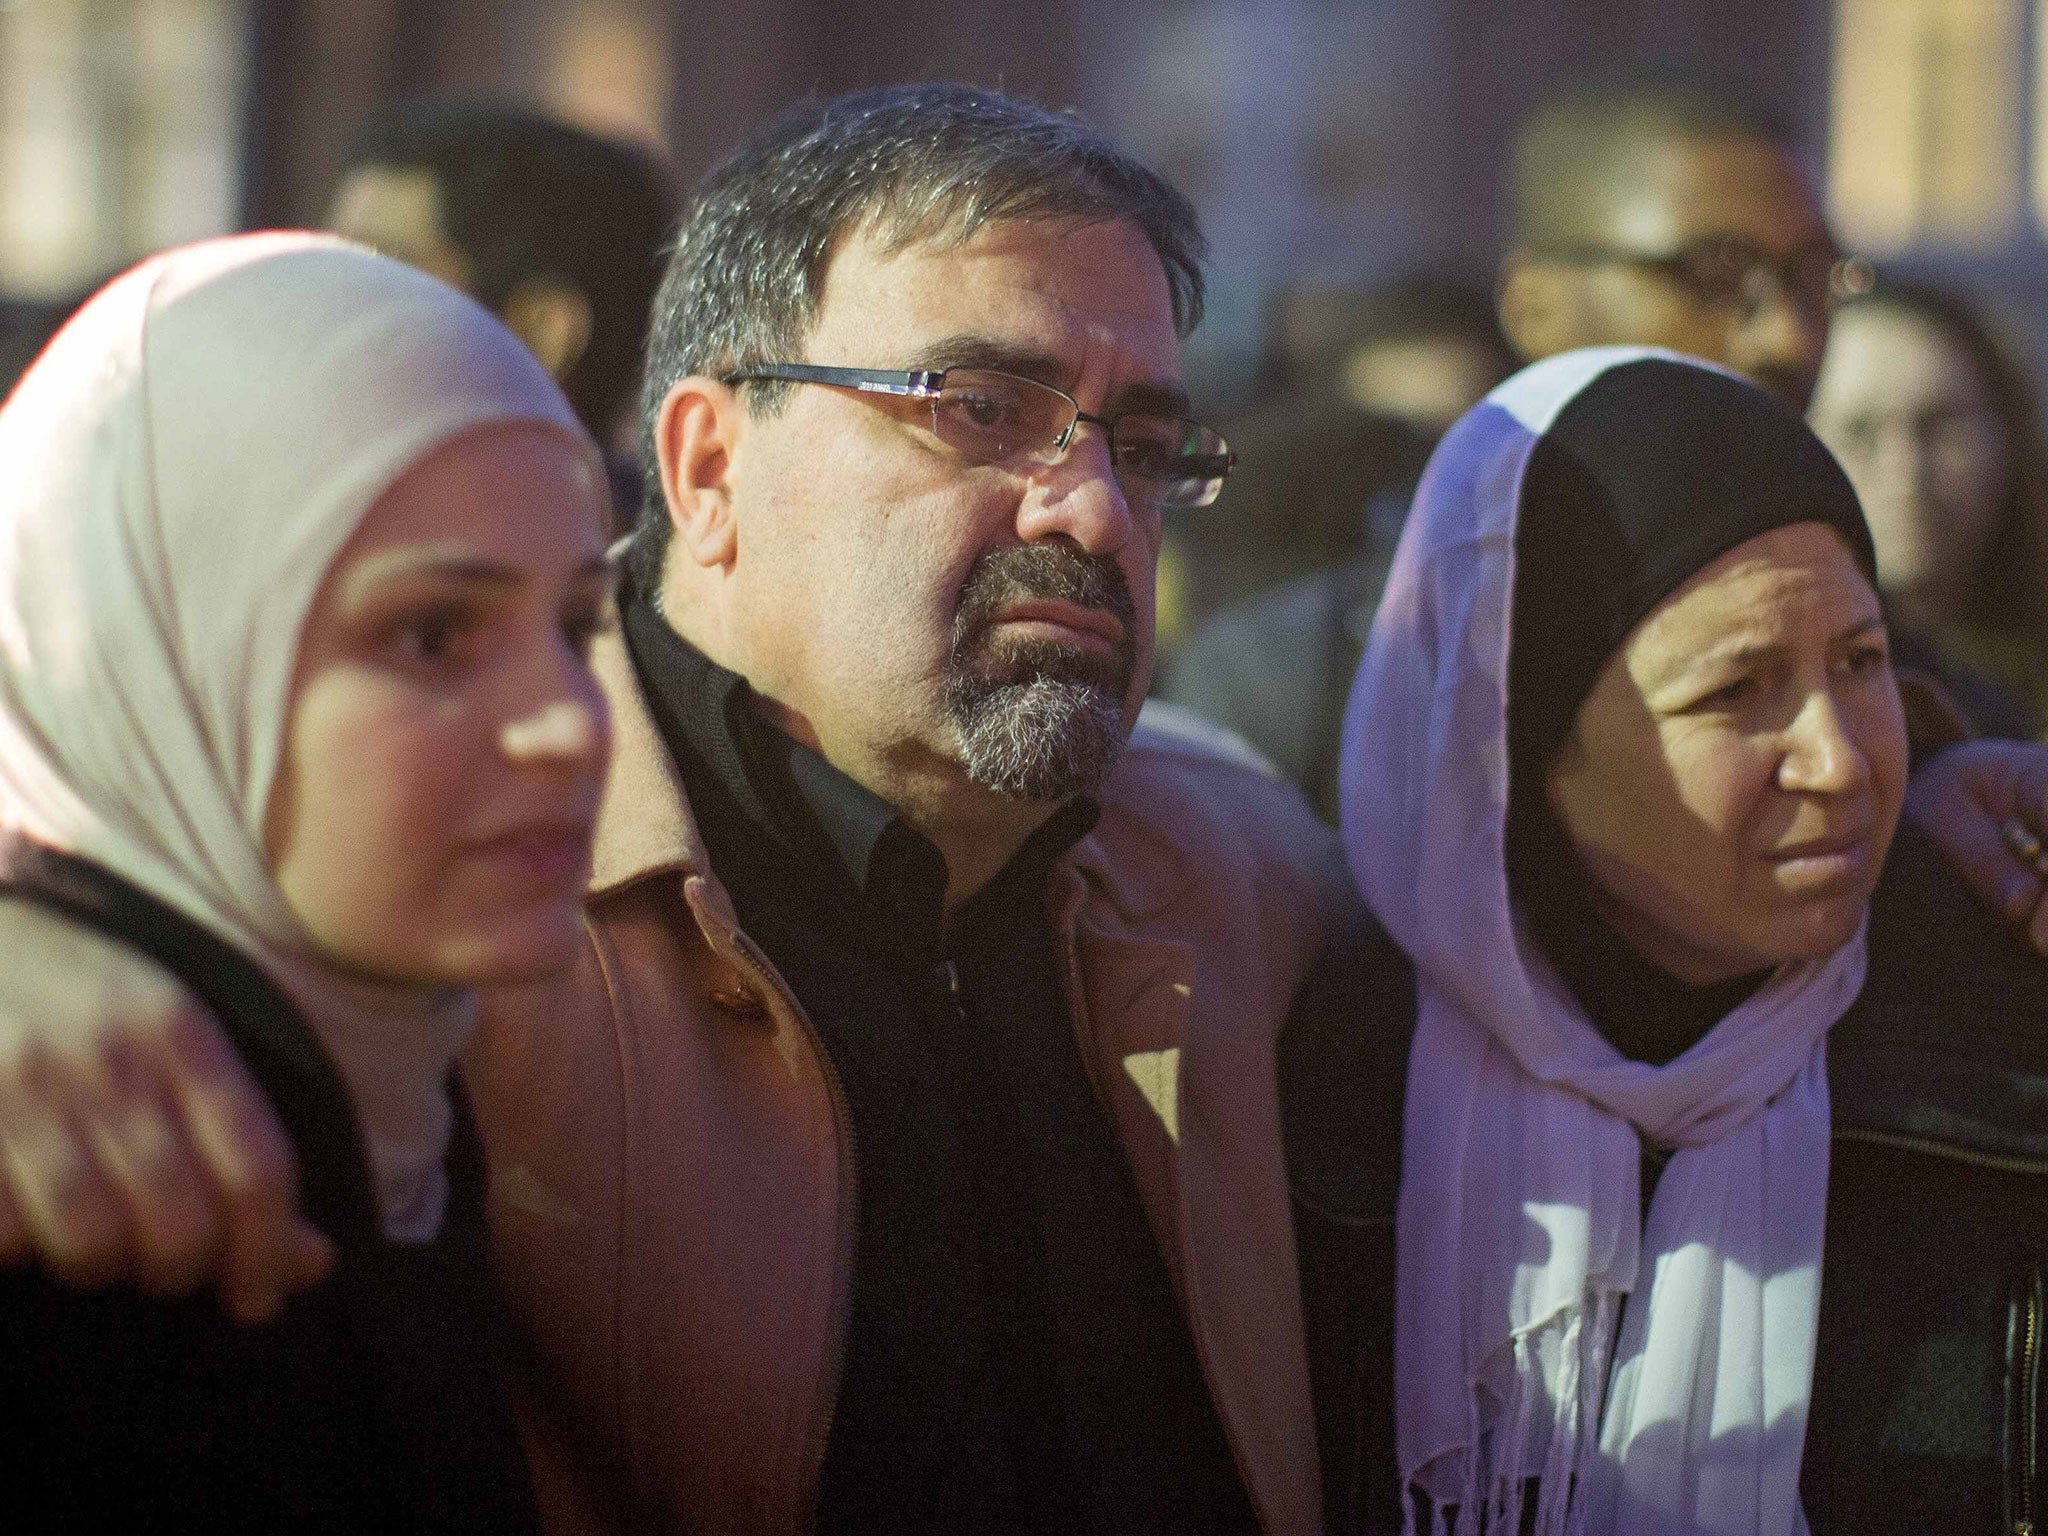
[404,905,590,989]
[1760,892,1871,967]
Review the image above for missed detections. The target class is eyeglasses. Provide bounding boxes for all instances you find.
[1538,235,1875,318]
[721,362,1236,509]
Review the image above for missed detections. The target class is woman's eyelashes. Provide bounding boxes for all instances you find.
[1674,672,1758,714]
[1840,637,1891,678]
[387,600,485,671]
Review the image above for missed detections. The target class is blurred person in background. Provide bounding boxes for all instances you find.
[1158,277,1512,819]
[328,100,677,528]
[1496,82,1843,411]
[1286,275,1517,439]
[1160,275,1510,656]
[1809,279,2048,739]
[1167,77,1845,819]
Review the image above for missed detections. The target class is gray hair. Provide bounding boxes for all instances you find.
[625,82,1206,601]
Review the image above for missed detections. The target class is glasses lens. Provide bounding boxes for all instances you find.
[931,370,1072,463]
[1113,416,1233,508]
[1674,237,1760,308]
[1780,245,1847,312]
[1828,254,1876,303]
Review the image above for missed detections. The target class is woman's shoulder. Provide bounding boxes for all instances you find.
[1833,821,2048,1171]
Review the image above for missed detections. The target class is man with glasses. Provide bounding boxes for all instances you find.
[0,84,1332,1535]
[1497,83,1862,410]
[6,76,2048,1536]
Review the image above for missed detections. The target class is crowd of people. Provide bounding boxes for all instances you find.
[0,76,2042,1536]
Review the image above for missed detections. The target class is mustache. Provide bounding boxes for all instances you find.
[950,544,1136,659]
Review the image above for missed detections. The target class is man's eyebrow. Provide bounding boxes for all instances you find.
[904,334,1191,417]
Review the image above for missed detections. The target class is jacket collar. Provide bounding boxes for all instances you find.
[587,625,708,898]
[587,620,1195,933]
[1059,731,1208,925]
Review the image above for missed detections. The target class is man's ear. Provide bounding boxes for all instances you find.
[499,279,594,381]
[1496,253,1578,365]
[654,377,744,571]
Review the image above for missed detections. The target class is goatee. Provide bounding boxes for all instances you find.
[944,543,1137,802]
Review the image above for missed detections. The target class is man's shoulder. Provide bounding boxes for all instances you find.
[1110,705,1336,859]
[1079,708,1347,947]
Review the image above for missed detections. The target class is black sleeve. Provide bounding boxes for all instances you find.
[1278,890,1415,1535]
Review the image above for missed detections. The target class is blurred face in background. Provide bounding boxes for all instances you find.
[327,167,474,292]
[1501,132,1835,408]
[1808,303,2009,631]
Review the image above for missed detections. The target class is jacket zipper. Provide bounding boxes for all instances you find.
[1832,1125,2045,1533]
[2016,1267,2041,1536]
[725,926,860,1535]
[1831,1124,2048,1178]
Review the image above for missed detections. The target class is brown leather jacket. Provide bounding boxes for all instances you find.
[463,633,1345,1535]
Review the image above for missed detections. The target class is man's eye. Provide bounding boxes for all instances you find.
[949,391,1014,430]
[1842,642,1890,676]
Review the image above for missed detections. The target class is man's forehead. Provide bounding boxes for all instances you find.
[1597,133,1825,252]
[811,215,1182,380]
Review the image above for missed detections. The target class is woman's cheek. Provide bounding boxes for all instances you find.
[274,672,481,973]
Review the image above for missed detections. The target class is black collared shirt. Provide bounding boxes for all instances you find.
[624,600,1257,1535]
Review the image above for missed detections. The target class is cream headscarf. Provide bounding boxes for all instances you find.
[0,232,595,1241]
[1341,349,1873,1535]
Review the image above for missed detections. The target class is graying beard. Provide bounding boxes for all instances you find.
[948,674,1126,802]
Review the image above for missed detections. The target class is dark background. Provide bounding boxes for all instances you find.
[0,0,2033,405]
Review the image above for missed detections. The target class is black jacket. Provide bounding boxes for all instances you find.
[1284,824,2048,1535]
[0,842,538,1535]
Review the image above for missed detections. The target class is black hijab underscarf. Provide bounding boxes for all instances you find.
[1503,358,1878,1062]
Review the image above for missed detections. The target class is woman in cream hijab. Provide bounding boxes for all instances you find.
[0,232,611,1530]
[1285,348,2048,1535]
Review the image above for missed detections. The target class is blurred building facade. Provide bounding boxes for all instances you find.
[2,0,2045,388]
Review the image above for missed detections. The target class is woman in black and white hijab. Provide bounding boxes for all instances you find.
[1288,346,2048,1535]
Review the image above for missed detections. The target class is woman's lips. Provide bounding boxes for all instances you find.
[467,823,594,888]
[1767,831,1872,891]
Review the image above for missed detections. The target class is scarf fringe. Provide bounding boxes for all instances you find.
[1409,1288,1621,1535]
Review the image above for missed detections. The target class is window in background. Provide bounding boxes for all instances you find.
[0,0,247,299]
[1828,0,2025,254]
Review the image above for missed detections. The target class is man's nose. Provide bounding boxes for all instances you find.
[1731,289,1827,395]
[1016,424,1139,556]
